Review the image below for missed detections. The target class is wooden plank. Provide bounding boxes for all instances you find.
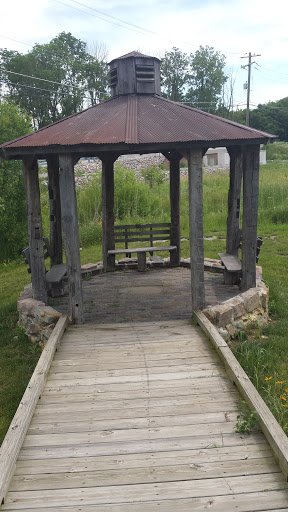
[194,310,288,479]
[47,362,222,381]
[169,151,181,266]
[115,223,170,230]
[115,229,170,237]
[14,443,274,475]
[45,368,227,388]
[4,491,287,512]
[35,396,239,418]
[101,155,116,271]
[47,155,63,267]
[45,263,67,284]
[0,315,68,505]
[108,245,176,255]
[242,144,260,289]
[41,380,235,399]
[29,411,238,432]
[18,431,268,461]
[22,156,47,303]
[59,154,83,323]
[50,355,217,371]
[3,473,287,508]
[10,457,279,492]
[226,146,243,256]
[188,148,205,310]
[218,252,242,272]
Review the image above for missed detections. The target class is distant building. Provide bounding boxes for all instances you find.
[203,147,266,167]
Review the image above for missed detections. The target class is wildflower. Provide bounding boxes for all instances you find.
[280,396,287,401]
[285,388,288,393]
[265,376,272,381]
[277,381,284,384]
[282,404,288,407]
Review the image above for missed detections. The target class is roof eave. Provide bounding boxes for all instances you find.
[0,136,275,161]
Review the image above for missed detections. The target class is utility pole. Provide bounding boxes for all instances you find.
[241,52,261,126]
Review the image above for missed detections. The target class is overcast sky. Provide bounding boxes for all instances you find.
[1,0,287,109]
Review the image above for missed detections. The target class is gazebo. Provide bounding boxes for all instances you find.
[0,51,276,324]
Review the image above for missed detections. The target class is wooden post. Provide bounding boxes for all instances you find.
[226,146,243,256]
[241,144,260,290]
[23,157,47,303]
[187,148,205,310]
[47,155,63,267]
[168,151,181,266]
[101,155,117,272]
[59,154,84,324]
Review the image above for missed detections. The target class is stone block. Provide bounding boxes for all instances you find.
[258,287,269,311]
[18,298,45,317]
[35,306,62,325]
[241,289,260,313]
[19,284,33,300]
[228,296,246,319]
[215,304,234,327]
[203,308,216,322]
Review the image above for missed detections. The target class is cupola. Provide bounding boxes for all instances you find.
[109,51,161,97]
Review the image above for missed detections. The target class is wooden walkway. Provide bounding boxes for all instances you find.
[1,319,288,510]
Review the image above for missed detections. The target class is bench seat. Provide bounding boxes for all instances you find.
[218,252,242,285]
[45,263,67,284]
[108,245,177,271]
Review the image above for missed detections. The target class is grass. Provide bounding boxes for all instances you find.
[0,160,288,444]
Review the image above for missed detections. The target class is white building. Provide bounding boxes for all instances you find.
[203,147,266,167]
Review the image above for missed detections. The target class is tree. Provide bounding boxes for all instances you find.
[0,100,31,261]
[250,98,288,141]
[0,32,109,128]
[186,46,227,112]
[160,47,190,102]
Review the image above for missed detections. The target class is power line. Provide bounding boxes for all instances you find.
[1,80,95,101]
[0,67,107,96]
[67,0,155,35]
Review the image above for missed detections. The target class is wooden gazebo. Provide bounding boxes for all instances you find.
[0,51,275,324]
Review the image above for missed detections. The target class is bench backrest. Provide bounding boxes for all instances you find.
[114,223,171,250]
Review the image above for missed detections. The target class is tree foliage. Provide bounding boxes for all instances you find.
[161,47,190,102]
[225,98,288,141]
[0,32,109,129]
[0,100,31,261]
[160,45,227,111]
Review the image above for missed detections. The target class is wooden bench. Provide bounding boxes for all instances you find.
[219,237,262,285]
[218,252,242,285]
[23,238,67,296]
[108,223,177,271]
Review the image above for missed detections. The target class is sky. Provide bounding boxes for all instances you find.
[1,0,287,110]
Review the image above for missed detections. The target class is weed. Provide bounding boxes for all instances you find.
[235,400,259,434]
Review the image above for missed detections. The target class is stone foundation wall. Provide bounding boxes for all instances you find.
[18,284,62,344]
[203,281,269,340]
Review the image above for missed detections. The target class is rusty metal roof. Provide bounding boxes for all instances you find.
[0,94,276,157]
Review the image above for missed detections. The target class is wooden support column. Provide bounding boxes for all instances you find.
[23,156,47,303]
[59,154,84,324]
[101,155,117,272]
[226,146,243,256]
[47,155,63,267]
[163,151,181,266]
[187,148,205,310]
[241,144,260,290]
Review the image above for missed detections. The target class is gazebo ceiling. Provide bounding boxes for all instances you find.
[0,50,276,159]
